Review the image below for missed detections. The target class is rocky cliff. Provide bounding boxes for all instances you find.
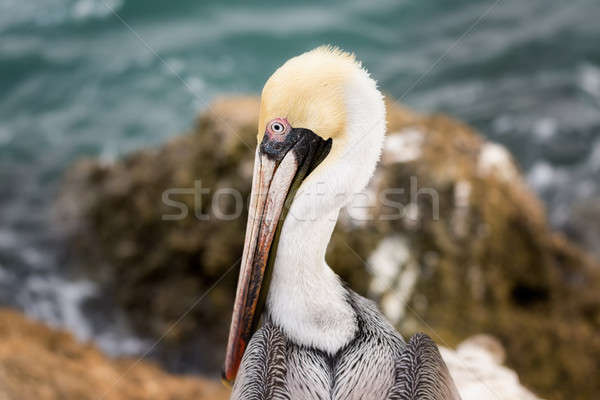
[59,96,600,400]
[0,307,541,400]
[0,308,229,400]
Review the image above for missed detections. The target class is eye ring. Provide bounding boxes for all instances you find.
[271,122,284,133]
[267,119,289,135]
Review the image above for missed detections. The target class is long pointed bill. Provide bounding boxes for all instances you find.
[223,122,332,384]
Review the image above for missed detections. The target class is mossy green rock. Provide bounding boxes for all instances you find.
[60,97,600,400]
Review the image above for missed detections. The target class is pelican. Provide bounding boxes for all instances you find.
[223,46,460,400]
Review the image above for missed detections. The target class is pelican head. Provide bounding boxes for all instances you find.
[223,46,386,383]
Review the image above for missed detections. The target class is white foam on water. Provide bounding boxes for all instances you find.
[16,273,148,356]
[164,58,186,76]
[0,126,13,144]
[533,118,558,140]
[0,265,15,285]
[0,229,18,248]
[492,115,513,135]
[97,332,149,356]
[71,0,123,21]
[21,247,46,270]
[527,161,567,191]
[578,63,600,102]
[589,139,600,170]
[20,276,96,340]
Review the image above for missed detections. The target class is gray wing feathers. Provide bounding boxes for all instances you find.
[389,333,461,400]
[231,324,289,400]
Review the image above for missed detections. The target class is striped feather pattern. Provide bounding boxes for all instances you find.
[231,324,289,400]
[389,334,461,400]
[231,290,460,400]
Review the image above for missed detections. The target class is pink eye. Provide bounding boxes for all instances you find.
[267,118,289,135]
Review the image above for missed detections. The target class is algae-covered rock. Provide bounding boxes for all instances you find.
[0,307,537,400]
[0,308,229,400]
[59,96,600,400]
[60,97,260,370]
[368,101,600,400]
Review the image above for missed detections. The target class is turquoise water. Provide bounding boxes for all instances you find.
[1,0,600,360]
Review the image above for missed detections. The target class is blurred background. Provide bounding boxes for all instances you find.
[1,0,599,399]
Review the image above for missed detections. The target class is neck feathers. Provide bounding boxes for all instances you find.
[266,209,357,354]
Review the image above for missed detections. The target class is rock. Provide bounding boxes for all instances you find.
[441,335,543,400]
[0,308,229,400]
[59,96,600,400]
[0,306,537,400]
[367,101,600,400]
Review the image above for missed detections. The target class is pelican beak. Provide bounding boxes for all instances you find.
[223,123,331,384]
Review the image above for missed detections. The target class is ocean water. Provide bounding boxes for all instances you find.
[1,0,599,359]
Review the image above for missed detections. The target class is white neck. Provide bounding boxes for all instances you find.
[266,208,357,354]
[264,61,386,354]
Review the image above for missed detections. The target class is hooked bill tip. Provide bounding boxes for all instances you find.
[221,369,233,388]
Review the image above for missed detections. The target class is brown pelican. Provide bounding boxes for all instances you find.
[223,46,461,400]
